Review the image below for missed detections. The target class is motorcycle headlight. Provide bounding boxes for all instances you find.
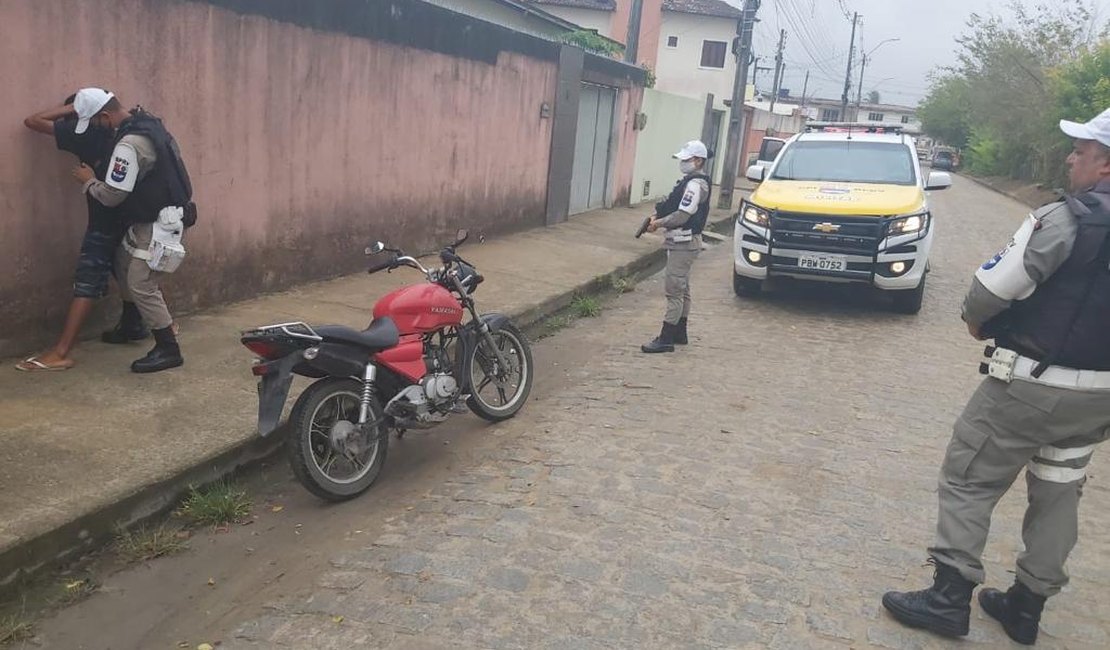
[741,203,770,228]
[889,212,928,235]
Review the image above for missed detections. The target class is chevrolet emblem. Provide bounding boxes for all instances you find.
[813,222,841,233]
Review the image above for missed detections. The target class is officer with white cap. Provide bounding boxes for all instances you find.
[883,106,1110,645]
[641,140,712,353]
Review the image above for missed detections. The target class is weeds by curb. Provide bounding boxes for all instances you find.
[177,481,252,527]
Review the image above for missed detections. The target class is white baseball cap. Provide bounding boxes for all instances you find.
[673,140,709,160]
[1059,107,1110,148]
[73,88,115,134]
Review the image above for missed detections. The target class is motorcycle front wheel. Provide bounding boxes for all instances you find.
[463,321,534,422]
[287,377,388,501]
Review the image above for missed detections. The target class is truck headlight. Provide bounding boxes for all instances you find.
[889,212,928,235]
[741,203,770,227]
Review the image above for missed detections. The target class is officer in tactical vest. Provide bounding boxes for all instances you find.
[74,96,193,373]
[883,107,1110,645]
[641,140,712,353]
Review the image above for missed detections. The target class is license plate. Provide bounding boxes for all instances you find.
[798,254,847,271]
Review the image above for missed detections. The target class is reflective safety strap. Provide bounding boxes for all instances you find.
[1027,461,1087,483]
[1037,444,1096,462]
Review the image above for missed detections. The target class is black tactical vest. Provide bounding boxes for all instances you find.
[113,110,194,226]
[655,173,712,235]
[998,186,1110,371]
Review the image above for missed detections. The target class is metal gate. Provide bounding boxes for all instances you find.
[569,83,616,215]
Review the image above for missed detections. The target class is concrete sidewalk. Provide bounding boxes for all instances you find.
[0,201,740,590]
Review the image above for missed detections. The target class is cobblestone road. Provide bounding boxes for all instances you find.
[217,178,1105,649]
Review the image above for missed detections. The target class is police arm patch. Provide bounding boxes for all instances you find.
[106,142,139,192]
[974,214,1037,301]
[678,181,702,214]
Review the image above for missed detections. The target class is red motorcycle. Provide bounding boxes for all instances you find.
[241,230,533,501]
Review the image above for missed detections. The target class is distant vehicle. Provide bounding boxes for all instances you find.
[931,150,955,171]
[752,136,787,173]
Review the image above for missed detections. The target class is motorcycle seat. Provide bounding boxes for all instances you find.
[316,318,400,351]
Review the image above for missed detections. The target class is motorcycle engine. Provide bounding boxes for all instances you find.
[384,373,459,429]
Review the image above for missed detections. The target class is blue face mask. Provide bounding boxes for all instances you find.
[680,160,697,174]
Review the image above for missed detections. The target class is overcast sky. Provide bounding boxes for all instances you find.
[723,0,1110,108]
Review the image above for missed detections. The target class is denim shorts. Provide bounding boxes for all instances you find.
[73,228,121,298]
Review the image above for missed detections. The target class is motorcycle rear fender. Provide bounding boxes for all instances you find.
[254,343,370,436]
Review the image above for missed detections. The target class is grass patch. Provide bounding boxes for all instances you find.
[571,295,602,318]
[53,577,98,606]
[177,481,251,526]
[0,615,34,646]
[609,275,634,294]
[544,314,574,336]
[114,523,190,564]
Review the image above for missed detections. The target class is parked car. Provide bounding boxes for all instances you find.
[931,150,955,171]
[736,122,953,314]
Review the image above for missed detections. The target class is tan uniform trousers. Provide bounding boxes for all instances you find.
[115,223,174,330]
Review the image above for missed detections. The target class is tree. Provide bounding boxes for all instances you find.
[866,90,881,104]
[918,75,972,148]
[917,0,1108,182]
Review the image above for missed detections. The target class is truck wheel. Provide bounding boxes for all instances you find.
[733,273,762,297]
[890,277,926,314]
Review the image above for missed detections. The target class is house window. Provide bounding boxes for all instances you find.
[820,108,840,121]
[667,36,678,48]
[901,115,912,124]
[868,112,884,121]
[700,41,727,68]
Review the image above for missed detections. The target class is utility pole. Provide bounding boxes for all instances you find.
[801,70,810,107]
[840,11,859,121]
[751,56,759,86]
[855,53,867,109]
[625,0,644,63]
[769,29,786,112]
[718,0,760,210]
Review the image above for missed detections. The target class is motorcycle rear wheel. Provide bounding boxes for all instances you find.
[287,377,388,501]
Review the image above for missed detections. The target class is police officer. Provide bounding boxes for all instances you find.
[74,96,192,373]
[641,140,712,353]
[883,107,1110,645]
[17,88,120,372]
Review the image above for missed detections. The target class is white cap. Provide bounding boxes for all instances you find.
[73,88,114,134]
[673,140,709,160]
[1059,107,1110,148]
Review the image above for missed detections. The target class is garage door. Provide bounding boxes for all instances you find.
[569,83,616,215]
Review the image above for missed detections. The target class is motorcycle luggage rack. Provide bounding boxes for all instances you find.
[249,321,324,342]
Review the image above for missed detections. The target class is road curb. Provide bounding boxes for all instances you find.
[957,172,1043,209]
[0,211,736,597]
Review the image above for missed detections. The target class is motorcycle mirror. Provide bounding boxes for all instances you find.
[455,229,469,246]
[366,241,385,255]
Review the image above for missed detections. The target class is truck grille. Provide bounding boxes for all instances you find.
[771,212,886,256]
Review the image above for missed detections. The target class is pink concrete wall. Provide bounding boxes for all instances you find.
[609,0,663,67]
[0,0,558,356]
[611,85,645,206]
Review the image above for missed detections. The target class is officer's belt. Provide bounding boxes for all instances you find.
[122,228,153,261]
[1013,354,1110,390]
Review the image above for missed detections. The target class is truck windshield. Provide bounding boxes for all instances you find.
[771,141,917,185]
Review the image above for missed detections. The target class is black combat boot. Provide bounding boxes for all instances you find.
[641,322,675,354]
[102,301,149,344]
[131,325,183,373]
[979,580,1046,645]
[882,560,976,638]
[674,317,689,345]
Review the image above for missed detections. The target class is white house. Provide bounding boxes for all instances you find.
[654,0,742,111]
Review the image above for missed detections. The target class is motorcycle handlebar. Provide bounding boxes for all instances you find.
[367,255,398,275]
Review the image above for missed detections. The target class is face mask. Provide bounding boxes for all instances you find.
[679,160,697,174]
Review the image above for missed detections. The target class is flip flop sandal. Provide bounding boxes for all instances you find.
[15,356,75,372]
